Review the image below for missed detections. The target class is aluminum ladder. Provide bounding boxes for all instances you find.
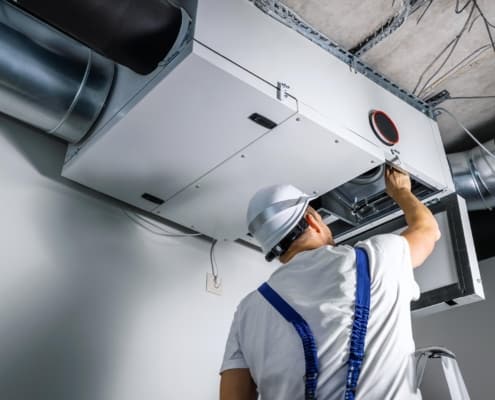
[415,347,470,400]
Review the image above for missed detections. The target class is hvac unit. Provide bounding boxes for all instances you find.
[0,0,483,315]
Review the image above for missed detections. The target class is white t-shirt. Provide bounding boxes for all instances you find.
[221,234,422,400]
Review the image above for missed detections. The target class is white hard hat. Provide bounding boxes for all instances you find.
[246,184,317,260]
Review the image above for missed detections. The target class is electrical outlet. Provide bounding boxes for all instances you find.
[206,272,222,296]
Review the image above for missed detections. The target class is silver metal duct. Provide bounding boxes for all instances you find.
[0,2,114,143]
[448,140,495,211]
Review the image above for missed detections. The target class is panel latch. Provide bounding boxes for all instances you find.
[277,81,290,101]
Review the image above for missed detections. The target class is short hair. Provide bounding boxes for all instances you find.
[275,206,319,260]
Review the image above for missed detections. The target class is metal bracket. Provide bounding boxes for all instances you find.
[389,148,403,166]
[277,81,291,101]
[425,90,451,108]
[251,0,435,119]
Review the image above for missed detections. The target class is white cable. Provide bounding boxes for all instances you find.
[210,240,221,287]
[435,107,495,160]
[121,209,202,237]
[133,212,202,236]
[123,209,221,285]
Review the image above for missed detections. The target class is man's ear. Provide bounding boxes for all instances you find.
[305,213,321,233]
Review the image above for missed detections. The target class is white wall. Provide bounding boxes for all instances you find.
[413,256,495,399]
[0,116,272,400]
[1,114,493,400]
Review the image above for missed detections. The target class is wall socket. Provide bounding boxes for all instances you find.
[206,272,222,296]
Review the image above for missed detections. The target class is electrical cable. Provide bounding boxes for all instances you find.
[123,208,222,287]
[412,0,472,93]
[121,208,203,237]
[421,44,492,95]
[413,0,495,97]
[209,239,221,287]
[444,95,495,100]
[468,14,482,31]
[412,37,457,95]
[484,18,495,50]
[416,0,434,25]
[351,0,413,56]
[471,0,495,48]
[122,208,221,286]
[455,0,473,14]
[416,2,476,97]
[132,212,202,236]
[435,107,495,160]
[417,38,462,97]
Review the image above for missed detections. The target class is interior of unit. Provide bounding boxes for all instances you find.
[310,163,440,239]
[341,194,482,312]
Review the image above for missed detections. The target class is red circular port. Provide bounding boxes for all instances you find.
[369,110,399,146]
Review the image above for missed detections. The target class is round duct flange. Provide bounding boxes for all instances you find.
[369,110,399,146]
[350,165,385,185]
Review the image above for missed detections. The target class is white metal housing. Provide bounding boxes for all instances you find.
[63,0,454,243]
[61,0,483,313]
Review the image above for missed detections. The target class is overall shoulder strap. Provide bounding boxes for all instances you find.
[345,247,371,400]
[257,247,371,400]
[258,282,319,400]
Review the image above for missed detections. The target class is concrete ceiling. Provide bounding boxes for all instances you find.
[282,0,495,152]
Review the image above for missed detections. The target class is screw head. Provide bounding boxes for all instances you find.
[195,184,200,189]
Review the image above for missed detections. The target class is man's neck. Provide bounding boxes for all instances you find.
[280,244,324,264]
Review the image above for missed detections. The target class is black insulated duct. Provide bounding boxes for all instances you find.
[9,0,183,75]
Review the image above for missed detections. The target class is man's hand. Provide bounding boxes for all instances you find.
[385,165,440,268]
[385,166,411,200]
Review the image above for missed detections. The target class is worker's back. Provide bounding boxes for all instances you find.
[221,234,421,399]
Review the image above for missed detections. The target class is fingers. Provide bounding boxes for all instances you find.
[385,165,396,180]
[386,164,409,177]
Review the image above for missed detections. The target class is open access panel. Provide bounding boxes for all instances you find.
[339,194,484,316]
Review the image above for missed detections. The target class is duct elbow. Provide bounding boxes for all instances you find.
[448,140,495,211]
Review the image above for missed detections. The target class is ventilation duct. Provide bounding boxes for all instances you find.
[448,140,495,211]
[8,0,183,75]
[0,2,114,143]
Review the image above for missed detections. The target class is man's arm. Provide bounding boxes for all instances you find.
[220,369,258,400]
[385,166,441,268]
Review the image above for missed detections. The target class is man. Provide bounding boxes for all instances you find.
[220,166,441,399]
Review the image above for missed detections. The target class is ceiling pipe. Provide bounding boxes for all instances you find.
[0,2,114,143]
[448,140,495,211]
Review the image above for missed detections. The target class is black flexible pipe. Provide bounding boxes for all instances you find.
[10,0,183,75]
